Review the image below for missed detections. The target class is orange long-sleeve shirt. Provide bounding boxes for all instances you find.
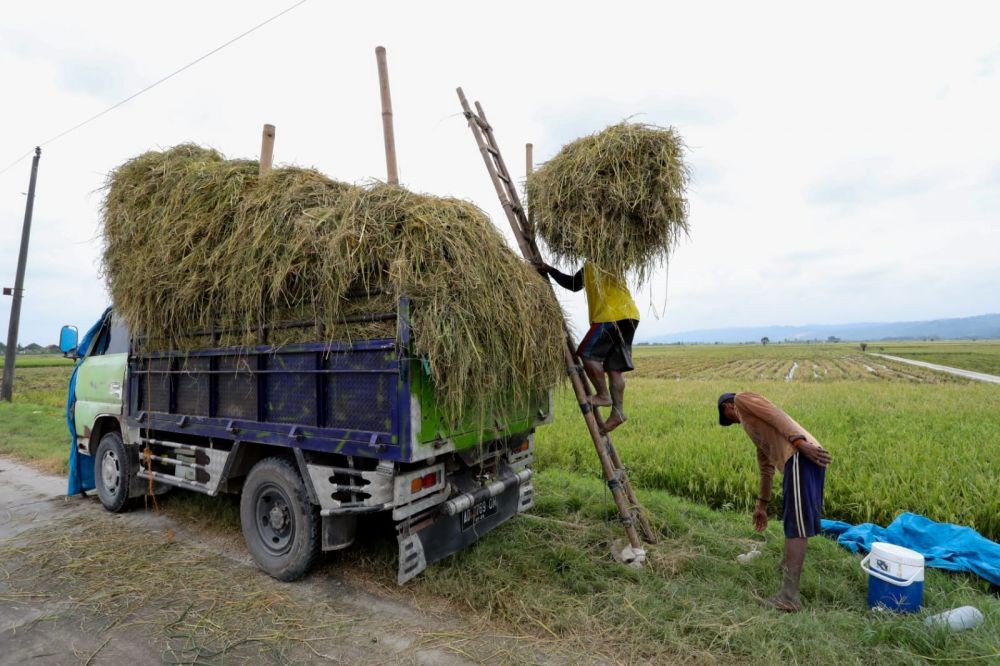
[733,392,822,476]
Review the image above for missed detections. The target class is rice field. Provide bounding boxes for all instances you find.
[537,342,1000,539]
[632,342,970,382]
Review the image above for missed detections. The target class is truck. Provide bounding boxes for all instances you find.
[60,297,548,583]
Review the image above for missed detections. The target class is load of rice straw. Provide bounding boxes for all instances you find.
[101,145,565,425]
[526,122,690,284]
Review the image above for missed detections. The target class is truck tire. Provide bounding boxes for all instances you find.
[240,457,320,582]
[95,431,134,513]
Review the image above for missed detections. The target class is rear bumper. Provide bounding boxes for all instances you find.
[396,469,533,584]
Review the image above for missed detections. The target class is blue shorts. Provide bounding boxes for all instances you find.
[783,452,825,538]
[577,320,637,372]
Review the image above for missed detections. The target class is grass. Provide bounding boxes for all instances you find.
[0,353,74,368]
[0,364,72,408]
[380,468,1000,664]
[3,343,999,663]
[0,402,68,474]
[869,341,1000,376]
[0,364,71,472]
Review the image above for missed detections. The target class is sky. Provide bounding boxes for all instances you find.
[2,0,999,346]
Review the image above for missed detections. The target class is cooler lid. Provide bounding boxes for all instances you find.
[871,541,925,567]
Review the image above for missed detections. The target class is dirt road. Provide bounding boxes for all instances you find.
[0,457,573,665]
[870,353,1000,384]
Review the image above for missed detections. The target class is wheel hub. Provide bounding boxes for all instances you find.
[268,504,288,530]
[101,450,120,493]
[255,484,294,555]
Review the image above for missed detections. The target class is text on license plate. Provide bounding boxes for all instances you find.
[460,496,498,530]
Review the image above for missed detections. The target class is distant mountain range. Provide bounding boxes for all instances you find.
[643,313,1000,344]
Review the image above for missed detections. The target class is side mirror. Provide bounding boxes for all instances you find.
[59,325,79,357]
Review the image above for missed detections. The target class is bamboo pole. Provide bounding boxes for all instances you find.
[259,124,275,175]
[375,46,399,184]
[525,143,535,235]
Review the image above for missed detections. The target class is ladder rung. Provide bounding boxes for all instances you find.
[497,173,511,184]
[486,146,500,157]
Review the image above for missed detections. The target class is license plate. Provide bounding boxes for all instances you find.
[460,496,498,531]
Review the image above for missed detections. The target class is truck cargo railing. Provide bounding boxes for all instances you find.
[127,297,417,463]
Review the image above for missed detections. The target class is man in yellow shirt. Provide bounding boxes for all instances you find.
[540,262,639,433]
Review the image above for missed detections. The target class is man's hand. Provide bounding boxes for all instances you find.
[798,440,832,468]
[533,262,550,278]
[752,506,768,532]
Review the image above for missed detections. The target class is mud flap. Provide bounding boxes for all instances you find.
[396,482,521,584]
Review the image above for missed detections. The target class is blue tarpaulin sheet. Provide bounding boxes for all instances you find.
[66,307,112,496]
[822,513,1000,587]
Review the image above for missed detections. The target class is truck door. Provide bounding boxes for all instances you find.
[74,312,129,449]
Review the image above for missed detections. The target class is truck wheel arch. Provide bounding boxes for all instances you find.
[85,415,124,456]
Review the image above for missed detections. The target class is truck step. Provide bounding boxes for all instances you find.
[137,468,215,495]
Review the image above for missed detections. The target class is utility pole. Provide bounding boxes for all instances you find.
[2,147,42,402]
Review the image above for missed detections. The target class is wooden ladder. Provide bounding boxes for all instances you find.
[457,88,657,556]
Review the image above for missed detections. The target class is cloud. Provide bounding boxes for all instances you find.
[532,96,731,157]
[804,162,939,210]
[977,44,1000,76]
[57,59,130,100]
[0,28,137,102]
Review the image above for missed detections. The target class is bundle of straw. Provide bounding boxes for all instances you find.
[526,122,690,284]
[101,145,564,424]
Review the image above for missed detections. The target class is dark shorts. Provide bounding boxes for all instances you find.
[577,319,638,372]
[783,452,825,538]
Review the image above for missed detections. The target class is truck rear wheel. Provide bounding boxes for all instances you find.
[240,457,319,582]
[95,431,134,513]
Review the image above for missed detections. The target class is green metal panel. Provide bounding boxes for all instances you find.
[74,353,127,436]
[409,359,551,450]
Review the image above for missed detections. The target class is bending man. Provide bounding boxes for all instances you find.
[541,262,639,433]
[717,392,832,612]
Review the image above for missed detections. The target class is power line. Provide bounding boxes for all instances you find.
[0,0,309,178]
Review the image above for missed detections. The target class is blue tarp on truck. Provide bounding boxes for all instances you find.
[66,306,111,496]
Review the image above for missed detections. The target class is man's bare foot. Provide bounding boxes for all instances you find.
[589,394,612,407]
[602,409,627,433]
[761,591,802,613]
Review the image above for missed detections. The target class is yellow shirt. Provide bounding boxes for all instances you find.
[583,263,640,323]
